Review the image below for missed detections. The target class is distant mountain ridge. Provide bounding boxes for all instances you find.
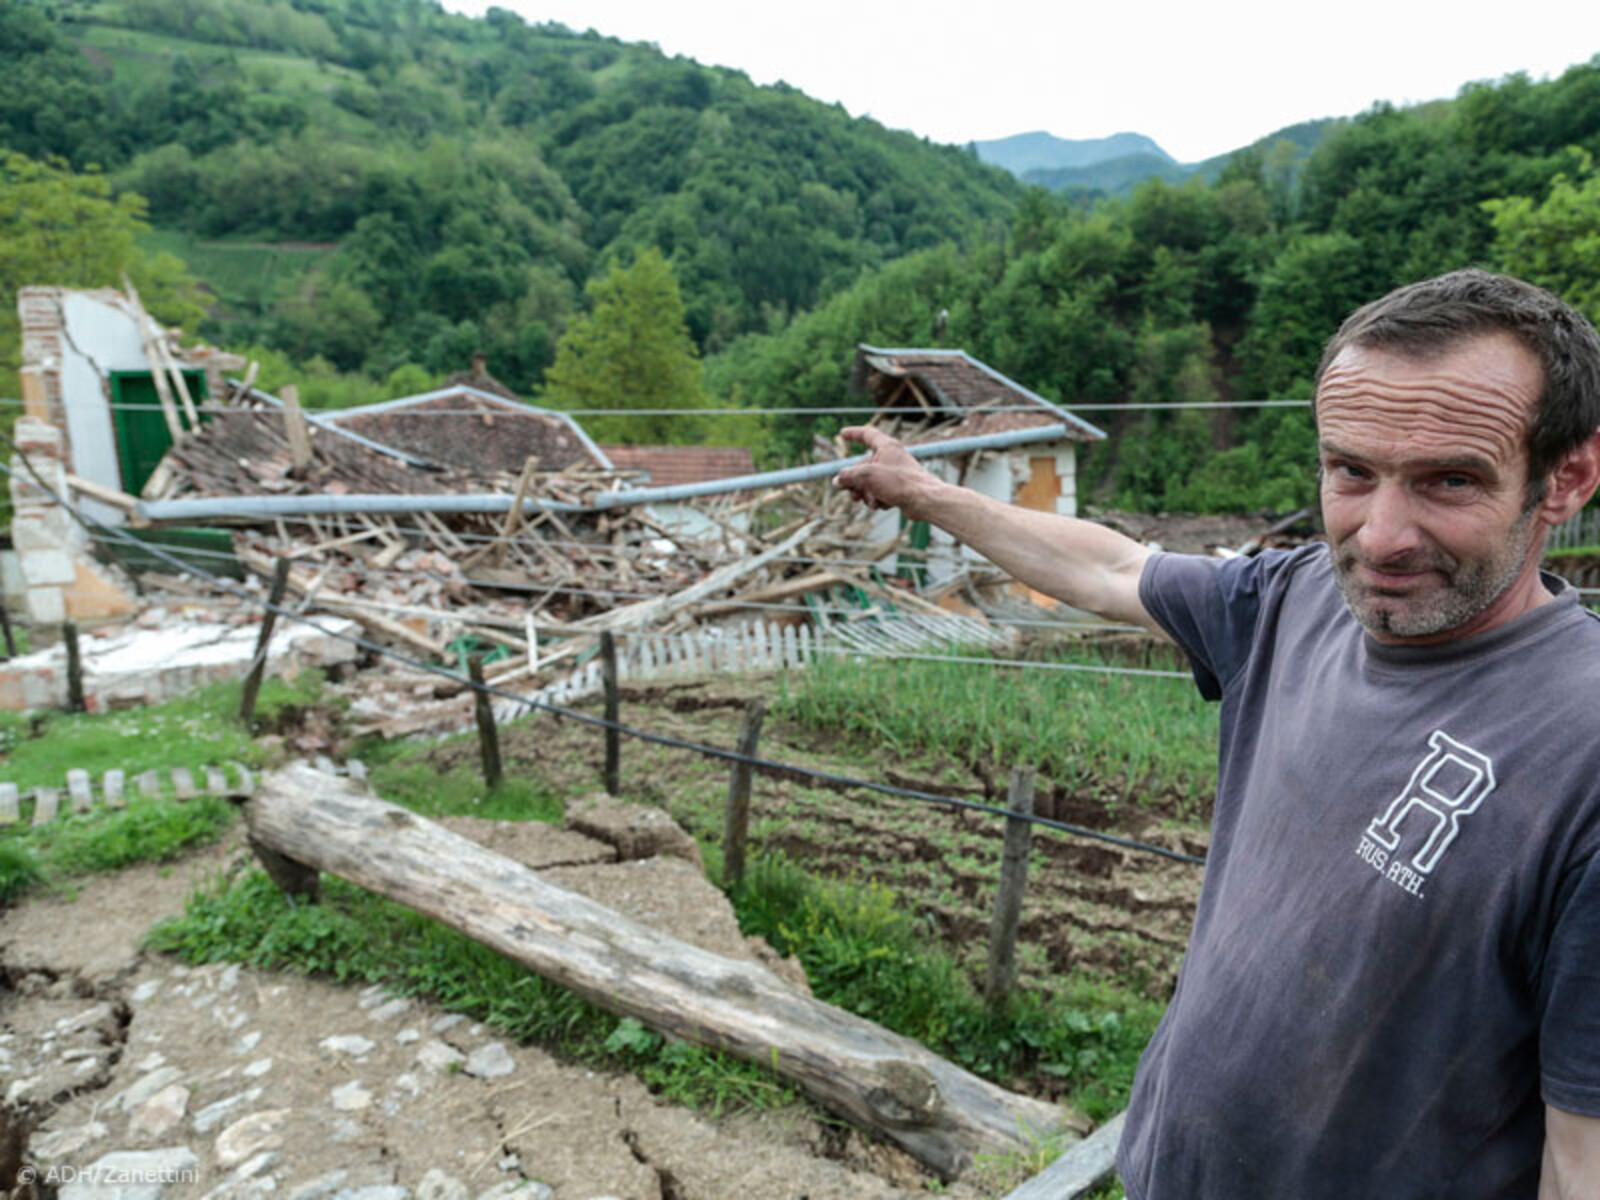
[972,131,1174,177]
[977,118,1342,197]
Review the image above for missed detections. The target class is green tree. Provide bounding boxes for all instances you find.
[1485,152,1600,324]
[541,248,707,443]
[0,151,202,398]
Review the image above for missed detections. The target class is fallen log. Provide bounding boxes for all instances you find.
[1000,1111,1125,1200]
[246,764,1080,1178]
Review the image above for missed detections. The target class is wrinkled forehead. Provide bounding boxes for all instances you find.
[1314,334,1541,469]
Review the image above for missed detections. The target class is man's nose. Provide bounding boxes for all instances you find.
[1356,483,1425,563]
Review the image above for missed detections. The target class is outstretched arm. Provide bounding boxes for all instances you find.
[833,426,1158,631]
[1541,1107,1600,1199]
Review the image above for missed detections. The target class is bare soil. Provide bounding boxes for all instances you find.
[470,677,1209,1008]
[2,671,1203,1198]
[1,821,978,1200]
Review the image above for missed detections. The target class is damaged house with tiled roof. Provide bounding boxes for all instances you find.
[4,285,1101,718]
[851,345,1106,592]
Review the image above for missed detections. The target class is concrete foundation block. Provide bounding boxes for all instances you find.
[11,513,60,552]
[0,669,27,710]
[27,585,66,625]
[21,666,57,710]
[68,768,92,813]
[21,549,77,587]
[13,418,63,456]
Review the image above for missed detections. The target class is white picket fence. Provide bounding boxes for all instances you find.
[495,613,1011,721]
[1550,506,1600,552]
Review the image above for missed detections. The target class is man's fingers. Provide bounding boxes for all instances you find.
[839,425,896,453]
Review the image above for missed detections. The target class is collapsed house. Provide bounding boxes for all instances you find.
[850,345,1104,596]
[4,287,1127,723]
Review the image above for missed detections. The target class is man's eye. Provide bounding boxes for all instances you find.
[1438,474,1476,490]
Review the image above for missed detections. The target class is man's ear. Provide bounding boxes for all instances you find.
[1537,428,1600,526]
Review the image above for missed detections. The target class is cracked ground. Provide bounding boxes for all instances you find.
[1,819,984,1199]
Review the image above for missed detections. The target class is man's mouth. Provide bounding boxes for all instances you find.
[1341,557,1448,593]
[1361,565,1433,588]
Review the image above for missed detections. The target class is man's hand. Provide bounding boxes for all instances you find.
[1541,1106,1600,1199]
[833,426,944,518]
[829,425,1158,630]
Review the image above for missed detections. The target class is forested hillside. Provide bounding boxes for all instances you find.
[1,0,1018,390]
[712,60,1600,509]
[4,0,1600,512]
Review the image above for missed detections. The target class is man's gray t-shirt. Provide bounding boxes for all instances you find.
[1119,544,1600,1200]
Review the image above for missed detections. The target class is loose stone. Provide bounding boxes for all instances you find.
[215,1109,291,1169]
[330,1081,373,1112]
[463,1043,515,1080]
[415,1169,468,1200]
[129,1084,191,1139]
[194,1087,264,1133]
[233,1150,282,1180]
[475,1184,553,1200]
[286,1170,349,1200]
[119,1066,184,1112]
[30,1121,108,1160]
[416,1041,465,1073]
[59,1147,199,1200]
[319,1034,376,1057]
[336,1189,408,1200]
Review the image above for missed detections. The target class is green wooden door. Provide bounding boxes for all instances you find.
[109,371,208,495]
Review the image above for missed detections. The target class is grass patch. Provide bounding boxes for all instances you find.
[147,869,796,1116]
[0,795,235,905]
[0,669,328,793]
[359,738,564,823]
[731,854,1161,1122]
[774,645,1218,815]
[140,230,334,320]
[0,840,43,905]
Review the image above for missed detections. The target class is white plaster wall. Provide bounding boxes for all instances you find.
[1053,445,1079,517]
[60,292,149,522]
[852,443,1087,587]
[965,453,1011,504]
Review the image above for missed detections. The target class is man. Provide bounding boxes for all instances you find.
[834,269,1600,1199]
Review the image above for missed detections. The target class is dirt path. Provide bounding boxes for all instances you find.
[2,817,980,1200]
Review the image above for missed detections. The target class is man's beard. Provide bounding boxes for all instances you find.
[1330,509,1539,639]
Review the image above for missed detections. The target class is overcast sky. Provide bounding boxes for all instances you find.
[441,0,1597,163]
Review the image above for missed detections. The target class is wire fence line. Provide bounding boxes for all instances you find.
[3,449,1206,867]
[0,396,1315,417]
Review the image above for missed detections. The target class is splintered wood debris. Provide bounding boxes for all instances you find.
[126,402,1019,736]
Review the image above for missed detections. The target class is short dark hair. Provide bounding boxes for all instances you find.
[1315,269,1600,495]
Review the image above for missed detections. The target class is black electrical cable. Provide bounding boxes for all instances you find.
[1,446,1207,866]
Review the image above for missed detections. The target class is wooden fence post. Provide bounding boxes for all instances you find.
[239,557,292,725]
[467,654,502,790]
[0,594,16,659]
[281,383,312,475]
[62,621,85,713]
[600,631,620,795]
[984,766,1035,1010]
[723,699,766,891]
